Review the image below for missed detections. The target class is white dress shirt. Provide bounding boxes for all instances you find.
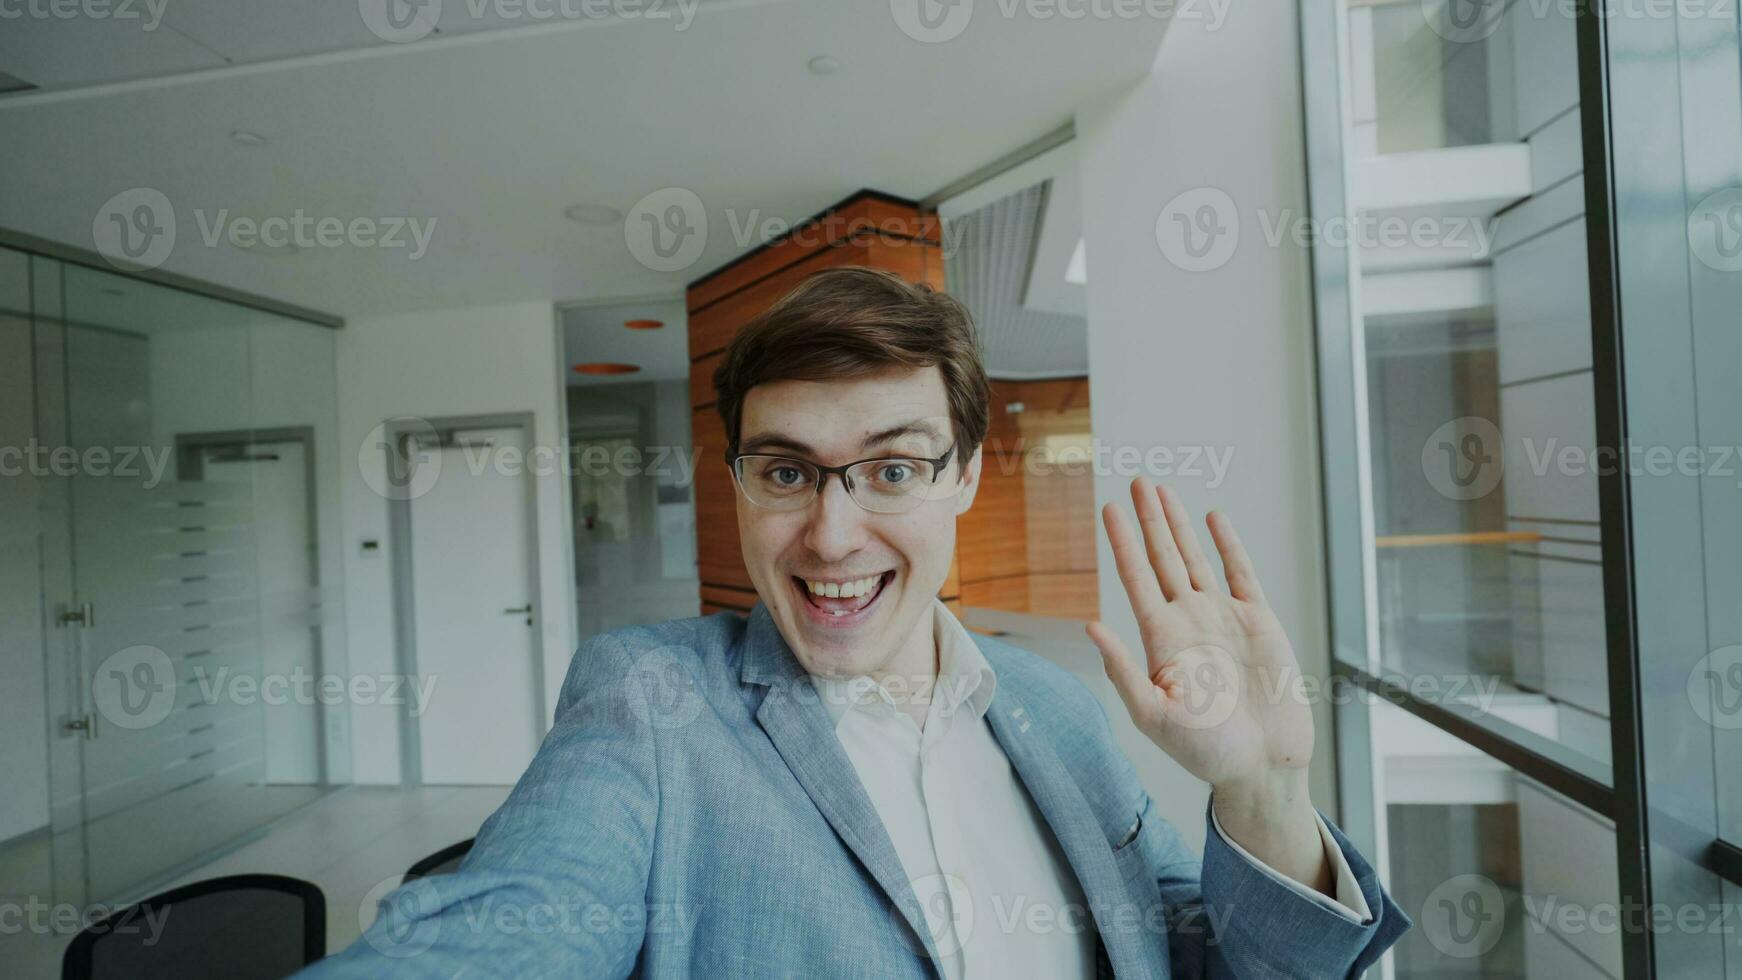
[812,601,1369,979]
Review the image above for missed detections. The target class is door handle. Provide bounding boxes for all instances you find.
[502,603,534,625]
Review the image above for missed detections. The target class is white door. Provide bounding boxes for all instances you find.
[409,425,542,785]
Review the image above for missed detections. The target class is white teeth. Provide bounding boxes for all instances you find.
[803,574,885,599]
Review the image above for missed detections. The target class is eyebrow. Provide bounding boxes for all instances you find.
[736,420,946,458]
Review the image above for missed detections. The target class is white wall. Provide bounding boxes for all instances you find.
[337,300,576,784]
[1074,0,1336,852]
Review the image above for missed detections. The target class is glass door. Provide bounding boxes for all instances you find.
[3,251,349,912]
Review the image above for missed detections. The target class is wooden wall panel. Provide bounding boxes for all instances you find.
[691,407,752,591]
[956,378,1099,622]
[687,196,939,312]
[690,236,932,359]
[686,191,949,610]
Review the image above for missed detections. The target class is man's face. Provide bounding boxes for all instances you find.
[734,366,980,680]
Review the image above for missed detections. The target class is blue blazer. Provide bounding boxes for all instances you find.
[304,607,1408,978]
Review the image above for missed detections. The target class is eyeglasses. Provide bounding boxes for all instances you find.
[726,445,958,514]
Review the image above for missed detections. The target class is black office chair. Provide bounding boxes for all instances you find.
[403,838,475,883]
[61,873,325,980]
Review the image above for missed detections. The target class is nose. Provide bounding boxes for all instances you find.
[801,472,870,563]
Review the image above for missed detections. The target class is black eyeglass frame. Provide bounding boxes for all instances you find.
[724,445,958,509]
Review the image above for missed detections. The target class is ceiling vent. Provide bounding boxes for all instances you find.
[942,181,1088,379]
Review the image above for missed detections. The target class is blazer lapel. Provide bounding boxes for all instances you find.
[740,605,946,974]
[984,686,1156,980]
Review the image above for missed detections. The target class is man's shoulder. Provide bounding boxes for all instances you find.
[559,611,749,707]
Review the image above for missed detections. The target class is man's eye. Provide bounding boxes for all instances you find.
[770,466,806,486]
[876,463,914,484]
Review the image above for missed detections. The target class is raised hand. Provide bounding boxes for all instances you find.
[1087,479,1332,894]
[1086,479,1313,790]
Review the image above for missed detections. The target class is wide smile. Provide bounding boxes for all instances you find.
[790,570,896,629]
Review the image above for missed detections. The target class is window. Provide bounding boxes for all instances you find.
[1302,1,1742,975]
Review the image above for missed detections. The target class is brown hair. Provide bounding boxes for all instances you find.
[712,266,991,460]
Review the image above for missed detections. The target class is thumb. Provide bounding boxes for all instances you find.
[1086,621,1158,728]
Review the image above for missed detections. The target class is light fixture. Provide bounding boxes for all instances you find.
[229,130,268,147]
[573,362,640,375]
[623,319,664,330]
[565,203,622,226]
[806,55,840,76]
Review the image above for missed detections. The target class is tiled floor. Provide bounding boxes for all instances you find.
[0,785,512,979]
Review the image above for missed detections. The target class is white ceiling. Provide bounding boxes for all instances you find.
[0,1,1171,320]
[561,297,688,385]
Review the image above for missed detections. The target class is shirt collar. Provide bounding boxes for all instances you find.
[812,600,998,728]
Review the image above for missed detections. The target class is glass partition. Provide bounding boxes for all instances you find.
[0,248,347,911]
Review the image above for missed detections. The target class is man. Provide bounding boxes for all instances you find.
[307,268,1407,977]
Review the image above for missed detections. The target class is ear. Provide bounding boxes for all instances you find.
[953,445,984,516]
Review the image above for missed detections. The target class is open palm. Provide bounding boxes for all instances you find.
[1086,480,1314,790]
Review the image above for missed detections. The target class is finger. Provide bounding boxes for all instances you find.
[1086,621,1160,728]
[1102,503,1166,619]
[1155,484,1219,593]
[1131,478,1191,600]
[1207,510,1269,605]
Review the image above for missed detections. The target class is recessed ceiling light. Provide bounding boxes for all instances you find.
[623,319,664,330]
[229,130,268,147]
[565,203,622,226]
[807,55,840,76]
[573,362,640,375]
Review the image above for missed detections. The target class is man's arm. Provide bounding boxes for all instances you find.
[298,633,658,978]
[1085,479,1410,973]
